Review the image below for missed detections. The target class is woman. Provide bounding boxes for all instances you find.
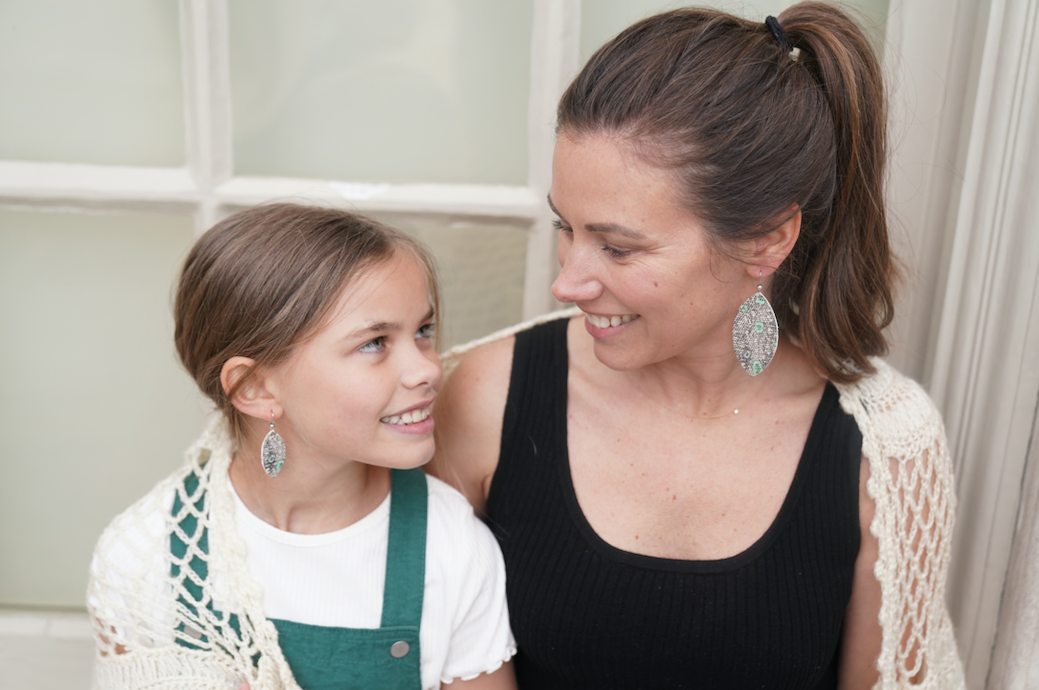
[433,4,964,689]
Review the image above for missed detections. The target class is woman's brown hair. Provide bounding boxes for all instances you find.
[174,202,440,441]
[557,2,894,382]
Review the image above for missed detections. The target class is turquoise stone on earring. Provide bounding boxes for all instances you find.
[733,290,779,376]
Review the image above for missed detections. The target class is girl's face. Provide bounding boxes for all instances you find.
[550,132,749,371]
[265,252,442,471]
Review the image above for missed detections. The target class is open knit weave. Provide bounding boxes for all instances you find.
[89,416,307,690]
[442,308,966,690]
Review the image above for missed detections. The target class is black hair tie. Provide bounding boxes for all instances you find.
[765,16,793,52]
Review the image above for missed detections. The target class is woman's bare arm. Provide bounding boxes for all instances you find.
[838,457,882,690]
[429,336,516,513]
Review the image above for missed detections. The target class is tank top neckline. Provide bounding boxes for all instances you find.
[557,356,838,575]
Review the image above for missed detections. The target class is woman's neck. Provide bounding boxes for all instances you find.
[621,336,797,420]
[228,440,391,535]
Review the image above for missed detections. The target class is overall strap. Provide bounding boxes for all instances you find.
[380,468,428,629]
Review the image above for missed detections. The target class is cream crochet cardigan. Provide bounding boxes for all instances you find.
[88,416,303,690]
[441,309,967,690]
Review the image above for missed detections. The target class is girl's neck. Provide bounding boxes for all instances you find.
[228,442,391,535]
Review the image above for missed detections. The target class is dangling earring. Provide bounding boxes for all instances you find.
[732,270,779,376]
[261,412,286,478]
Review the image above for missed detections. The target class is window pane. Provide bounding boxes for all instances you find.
[396,221,528,348]
[581,0,890,63]
[230,0,532,184]
[0,1,184,166]
[0,210,201,607]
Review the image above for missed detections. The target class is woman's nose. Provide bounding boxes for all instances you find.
[552,238,603,304]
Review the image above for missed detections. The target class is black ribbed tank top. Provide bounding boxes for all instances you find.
[486,317,863,690]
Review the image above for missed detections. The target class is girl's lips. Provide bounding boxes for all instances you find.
[381,414,434,435]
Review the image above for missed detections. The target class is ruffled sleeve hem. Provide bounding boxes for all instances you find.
[439,645,518,685]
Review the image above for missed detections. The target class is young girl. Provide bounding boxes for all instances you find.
[87,203,517,690]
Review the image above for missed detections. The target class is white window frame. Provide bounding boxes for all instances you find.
[0,0,580,321]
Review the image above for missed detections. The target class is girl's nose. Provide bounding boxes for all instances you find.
[402,345,443,391]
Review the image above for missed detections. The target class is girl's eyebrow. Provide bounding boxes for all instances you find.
[344,308,435,341]
[546,194,646,241]
[345,321,398,341]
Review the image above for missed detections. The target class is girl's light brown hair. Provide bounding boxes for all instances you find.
[174,203,440,441]
[557,2,894,382]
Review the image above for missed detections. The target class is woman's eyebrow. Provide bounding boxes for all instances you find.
[547,194,646,240]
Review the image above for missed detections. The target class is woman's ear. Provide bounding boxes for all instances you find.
[747,205,801,279]
[221,356,280,420]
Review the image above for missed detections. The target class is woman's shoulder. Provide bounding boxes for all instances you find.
[835,360,943,433]
[440,307,580,376]
[425,474,492,531]
[432,310,578,507]
[833,359,948,476]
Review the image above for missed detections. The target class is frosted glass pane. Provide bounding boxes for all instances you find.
[0,1,184,166]
[0,211,202,608]
[230,0,532,184]
[581,0,889,63]
[397,222,527,348]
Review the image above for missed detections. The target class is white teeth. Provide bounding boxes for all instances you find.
[586,313,635,328]
[381,407,431,425]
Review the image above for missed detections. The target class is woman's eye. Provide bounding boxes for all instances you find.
[551,218,571,233]
[416,323,436,340]
[359,336,386,353]
[602,244,633,258]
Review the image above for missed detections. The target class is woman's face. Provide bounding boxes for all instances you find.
[550,132,749,372]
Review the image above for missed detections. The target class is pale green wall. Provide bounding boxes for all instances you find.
[229,0,534,185]
[0,211,202,607]
[0,0,183,166]
[580,0,891,64]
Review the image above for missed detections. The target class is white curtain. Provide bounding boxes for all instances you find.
[884,0,1039,687]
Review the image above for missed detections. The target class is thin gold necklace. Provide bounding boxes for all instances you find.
[629,377,759,420]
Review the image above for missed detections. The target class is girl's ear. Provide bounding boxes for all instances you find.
[221,356,281,420]
[745,205,801,279]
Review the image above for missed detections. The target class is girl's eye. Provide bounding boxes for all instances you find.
[551,218,571,233]
[416,323,436,340]
[359,336,386,353]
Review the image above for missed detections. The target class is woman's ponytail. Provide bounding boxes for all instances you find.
[779,2,895,380]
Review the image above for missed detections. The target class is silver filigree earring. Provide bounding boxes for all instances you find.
[732,271,779,376]
[261,412,286,478]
